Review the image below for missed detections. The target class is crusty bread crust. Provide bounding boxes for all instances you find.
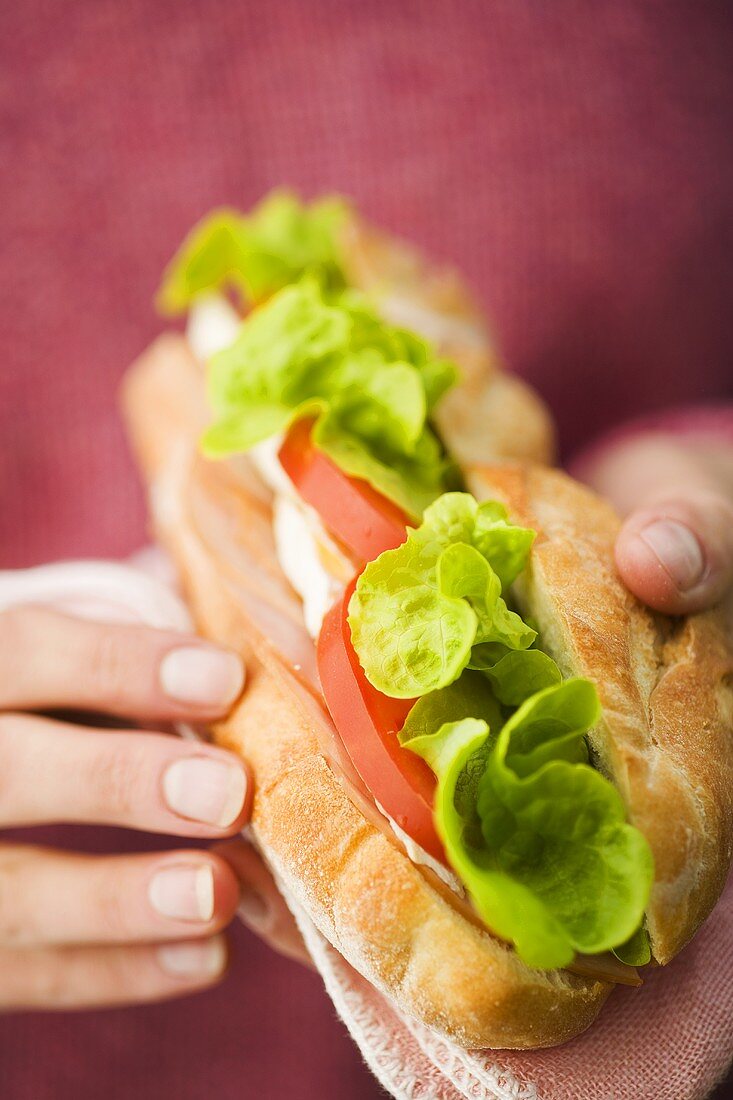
[340,214,556,467]
[122,335,610,1049]
[467,464,733,964]
[123,331,733,1044]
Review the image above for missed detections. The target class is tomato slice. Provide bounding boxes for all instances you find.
[278,418,411,562]
[317,579,446,865]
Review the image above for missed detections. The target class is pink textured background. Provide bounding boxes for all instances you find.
[1,2,732,1097]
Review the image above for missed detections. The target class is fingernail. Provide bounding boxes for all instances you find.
[157,937,226,978]
[148,864,215,922]
[163,757,247,827]
[237,888,271,932]
[639,519,705,592]
[160,646,244,708]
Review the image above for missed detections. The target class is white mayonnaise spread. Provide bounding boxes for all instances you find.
[375,800,463,893]
[186,293,350,638]
[248,434,296,499]
[186,292,242,361]
[273,496,347,638]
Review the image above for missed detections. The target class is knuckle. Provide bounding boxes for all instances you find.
[93,874,136,941]
[94,945,173,1005]
[92,948,139,998]
[88,627,136,703]
[86,743,145,820]
[22,948,118,1009]
[0,849,30,946]
[26,953,73,1007]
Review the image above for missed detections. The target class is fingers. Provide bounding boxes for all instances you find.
[0,606,245,720]
[214,839,312,967]
[0,937,228,1010]
[0,845,240,948]
[615,490,733,614]
[577,433,733,614]
[0,713,250,834]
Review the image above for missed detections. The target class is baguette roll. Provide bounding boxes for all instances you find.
[119,202,732,1049]
[122,336,611,1049]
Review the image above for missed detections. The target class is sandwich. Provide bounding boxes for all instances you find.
[122,191,733,1049]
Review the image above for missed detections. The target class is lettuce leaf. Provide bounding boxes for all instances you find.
[613,925,652,966]
[399,671,503,744]
[157,210,250,315]
[201,280,456,518]
[157,190,349,314]
[348,493,536,697]
[313,405,450,520]
[481,649,562,706]
[405,679,654,968]
[235,190,349,300]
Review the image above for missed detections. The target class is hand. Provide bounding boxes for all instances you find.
[577,432,733,614]
[0,605,305,1012]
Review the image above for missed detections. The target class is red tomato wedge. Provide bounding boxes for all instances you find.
[278,418,411,562]
[317,578,446,866]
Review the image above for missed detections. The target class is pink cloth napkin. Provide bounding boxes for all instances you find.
[0,558,731,1100]
[284,876,733,1100]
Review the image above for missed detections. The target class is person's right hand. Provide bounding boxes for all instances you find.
[576,431,733,616]
[0,603,302,1012]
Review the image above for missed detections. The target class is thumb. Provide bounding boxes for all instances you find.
[574,433,733,615]
[615,490,733,614]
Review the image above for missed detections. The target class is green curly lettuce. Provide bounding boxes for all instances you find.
[200,280,457,518]
[397,671,503,744]
[480,648,562,706]
[348,492,537,697]
[613,925,652,966]
[157,189,350,313]
[403,679,654,969]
